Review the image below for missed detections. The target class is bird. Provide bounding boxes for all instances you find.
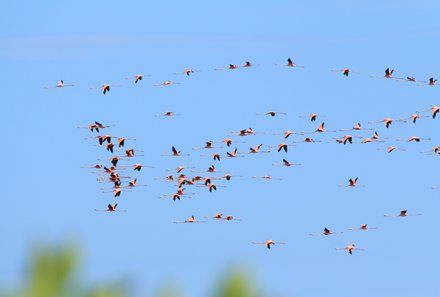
[418,105,439,119]
[384,210,421,217]
[126,74,150,83]
[45,79,74,89]
[192,141,221,150]
[315,122,336,133]
[226,147,240,158]
[269,143,292,153]
[155,111,181,117]
[339,177,365,188]
[154,80,180,86]
[94,204,126,212]
[162,146,190,157]
[348,224,378,231]
[276,58,304,68]
[204,213,223,220]
[77,121,111,133]
[385,146,406,153]
[252,175,282,181]
[252,239,286,249]
[241,144,270,154]
[339,123,372,131]
[272,158,301,167]
[310,227,343,236]
[256,111,287,117]
[397,136,431,142]
[90,84,113,94]
[174,215,206,224]
[175,69,199,76]
[117,137,136,148]
[335,243,364,255]
[331,68,357,76]
[368,118,406,128]
[215,64,239,71]
[405,113,429,124]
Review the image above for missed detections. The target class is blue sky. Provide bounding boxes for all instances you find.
[2,1,440,296]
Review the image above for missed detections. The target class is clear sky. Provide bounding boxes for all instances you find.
[2,1,440,296]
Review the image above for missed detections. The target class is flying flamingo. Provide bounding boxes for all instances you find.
[269,143,293,153]
[418,105,439,119]
[339,123,372,132]
[239,144,270,154]
[275,58,304,68]
[384,210,421,217]
[339,177,365,188]
[252,175,282,181]
[293,137,322,143]
[272,130,296,139]
[155,111,181,117]
[368,118,406,128]
[397,136,431,142]
[348,224,378,231]
[252,239,286,250]
[192,141,221,150]
[272,158,301,167]
[77,121,111,133]
[162,146,190,157]
[95,204,126,212]
[153,80,180,86]
[174,215,206,224]
[256,111,287,117]
[90,84,118,94]
[335,243,365,255]
[45,80,75,89]
[331,68,357,76]
[215,64,239,71]
[309,228,343,236]
[126,74,150,83]
[175,69,199,76]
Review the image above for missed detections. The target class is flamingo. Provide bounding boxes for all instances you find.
[45,80,75,89]
[252,175,282,181]
[368,118,406,128]
[77,121,111,133]
[272,158,301,167]
[339,177,365,188]
[406,113,429,124]
[276,58,304,68]
[397,136,431,142]
[256,111,287,117]
[175,69,199,76]
[162,146,190,157]
[215,64,239,71]
[239,144,270,154]
[310,228,343,236]
[252,239,286,249]
[384,210,421,217]
[418,105,439,119]
[269,143,293,153]
[339,123,372,132]
[153,80,180,86]
[95,204,126,212]
[331,68,357,76]
[193,141,221,150]
[348,224,377,231]
[204,213,223,220]
[156,111,181,117]
[125,74,150,83]
[174,215,206,224]
[335,243,365,255]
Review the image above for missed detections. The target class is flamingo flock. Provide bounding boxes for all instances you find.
[69,58,438,255]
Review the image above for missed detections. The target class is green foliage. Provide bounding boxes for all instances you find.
[2,245,263,297]
[215,269,261,297]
